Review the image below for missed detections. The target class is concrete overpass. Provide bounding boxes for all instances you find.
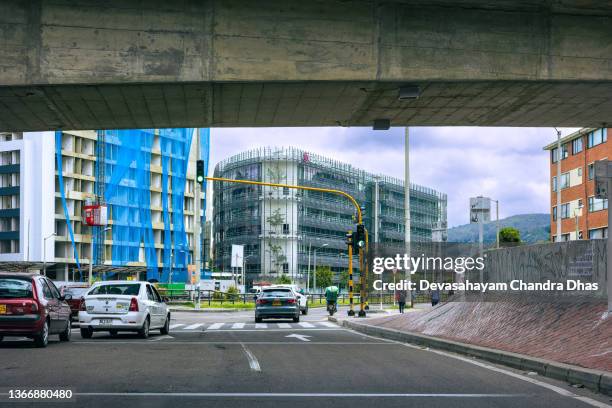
[1,0,612,130]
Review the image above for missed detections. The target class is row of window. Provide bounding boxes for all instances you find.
[552,197,607,221]
[551,162,599,192]
[552,227,608,242]
[551,129,608,163]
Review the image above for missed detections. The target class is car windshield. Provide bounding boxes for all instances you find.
[0,278,33,299]
[89,284,140,296]
[63,287,89,297]
[262,289,293,297]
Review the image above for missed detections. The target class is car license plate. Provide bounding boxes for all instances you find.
[98,319,113,325]
[0,304,5,314]
[272,299,281,306]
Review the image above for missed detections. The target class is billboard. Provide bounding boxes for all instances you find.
[231,244,244,268]
[470,196,491,224]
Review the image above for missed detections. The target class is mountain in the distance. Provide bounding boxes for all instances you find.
[447,214,550,244]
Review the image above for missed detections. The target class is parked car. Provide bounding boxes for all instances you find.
[269,284,308,315]
[78,280,170,339]
[255,287,300,323]
[0,273,72,347]
[58,284,89,321]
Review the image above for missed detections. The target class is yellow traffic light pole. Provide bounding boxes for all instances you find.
[205,176,367,316]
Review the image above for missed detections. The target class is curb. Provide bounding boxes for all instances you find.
[170,308,253,313]
[330,317,612,396]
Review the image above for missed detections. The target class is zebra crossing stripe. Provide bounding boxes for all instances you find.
[298,322,315,328]
[255,323,267,329]
[277,323,291,328]
[232,323,245,329]
[184,323,204,330]
[319,322,337,328]
[207,323,224,330]
[169,324,184,329]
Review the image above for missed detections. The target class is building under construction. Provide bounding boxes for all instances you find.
[212,147,447,286]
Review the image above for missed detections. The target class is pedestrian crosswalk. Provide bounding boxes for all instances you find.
[168,321,338,331]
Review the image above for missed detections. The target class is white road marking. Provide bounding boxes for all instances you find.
[71,392,523,398]
[240,343,261,372]
[319,322,337,328]
[346,328,611,408]
[285,333,312,342]
[232,323,245,329]
[207,323,224,330]
[149,335,173,342]
[298,322,315,328]
[277,323,291,328]
[169,324,184,329]
[183,323,204,330]
[254,323,267,329]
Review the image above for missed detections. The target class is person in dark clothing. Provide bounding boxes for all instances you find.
[431,288,440,306]
[397,290,407,313]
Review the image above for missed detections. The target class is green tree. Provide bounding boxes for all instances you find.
[315,266,333,289]
[276,275,292,285]
[499,227,521,243]
[226,285,239,301]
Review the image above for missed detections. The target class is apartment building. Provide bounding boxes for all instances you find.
[544,128,610,241]
[0,130,205,282]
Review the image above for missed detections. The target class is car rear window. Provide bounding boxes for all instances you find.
[63,287,89,297]
[89,284,140,296]
[0,278,33,299]
[262,289,292,297]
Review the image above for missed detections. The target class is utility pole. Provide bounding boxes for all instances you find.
[404,127,412,308]
[307,241,311,292]
[194,128,202,310]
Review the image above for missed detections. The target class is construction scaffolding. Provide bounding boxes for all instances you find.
[213,147,447,287]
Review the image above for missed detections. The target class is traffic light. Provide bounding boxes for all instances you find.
[354,224,366,251]
[345,231,353,248]
[196,160,205,184]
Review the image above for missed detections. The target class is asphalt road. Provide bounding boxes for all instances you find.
[0,308,609,408]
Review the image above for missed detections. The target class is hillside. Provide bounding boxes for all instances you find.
[447,213,550,244]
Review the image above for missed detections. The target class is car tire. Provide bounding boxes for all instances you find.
[302,306,308,315]
[80,327,93,339]
[160,315,170,334]
[255,317,262,323]
[138,317,150,339]
[59,321,71,342]
[109,330,118,337]
[293,315,300,323]
[34,319,49,348]
[0,336,3,342]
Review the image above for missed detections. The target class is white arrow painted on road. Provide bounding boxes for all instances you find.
[285,334,312,342]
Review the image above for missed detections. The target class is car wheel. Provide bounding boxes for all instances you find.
[59,321,71,342]
[80,327,93,339]
[160,315,170,335]
[302,306,308,315]
[293,315,300,323]
[138,317,150,339]
[0,336,3,342]
[34,319,49,348]
[255,317,262,323]
[109,330,118,337]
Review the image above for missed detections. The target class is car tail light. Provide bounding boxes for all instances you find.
[256,298,267,305]
[30,301,39,313]
[129,297,139,312]
[79,298,86,311]
[286,298,296,304]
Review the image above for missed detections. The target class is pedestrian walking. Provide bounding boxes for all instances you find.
[431,288,440,306]
[397,290,407,313]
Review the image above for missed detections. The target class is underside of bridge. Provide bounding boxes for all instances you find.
[1,0,612,130]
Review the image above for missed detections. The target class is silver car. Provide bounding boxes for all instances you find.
[255,287,300,323]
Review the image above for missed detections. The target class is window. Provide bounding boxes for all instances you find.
[146,285,156,301]
[283,263,289,274]
[283,187,289,196]
[552,177,557,192]
[588,163,594,180]
[560,173,570,189]
[552,206,557,221]
[588,196,608,212]
[577,167,582,177]
[41,280,53,299]
[573,137,583,154]
[0,278,32,299]
[551,148,559,163]
[587,128,607,148]
[562,144,569,159]
[46,280,60,299]
[588,227,608,239]
[560,203,570,219]
[282,223,290,234]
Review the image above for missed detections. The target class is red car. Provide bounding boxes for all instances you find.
[0,273,72,347]
[59,285,89,321]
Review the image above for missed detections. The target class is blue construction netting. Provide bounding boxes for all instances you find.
[55,131,83,276]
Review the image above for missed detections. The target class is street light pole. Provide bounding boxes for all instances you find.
[555,128,562,242]
[43,233,56,276]
[404,127,412,308]
[307,241,312,292]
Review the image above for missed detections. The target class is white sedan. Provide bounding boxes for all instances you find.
[78,281,170,339]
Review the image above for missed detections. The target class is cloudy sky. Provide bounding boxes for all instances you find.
[208,127,578,227]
